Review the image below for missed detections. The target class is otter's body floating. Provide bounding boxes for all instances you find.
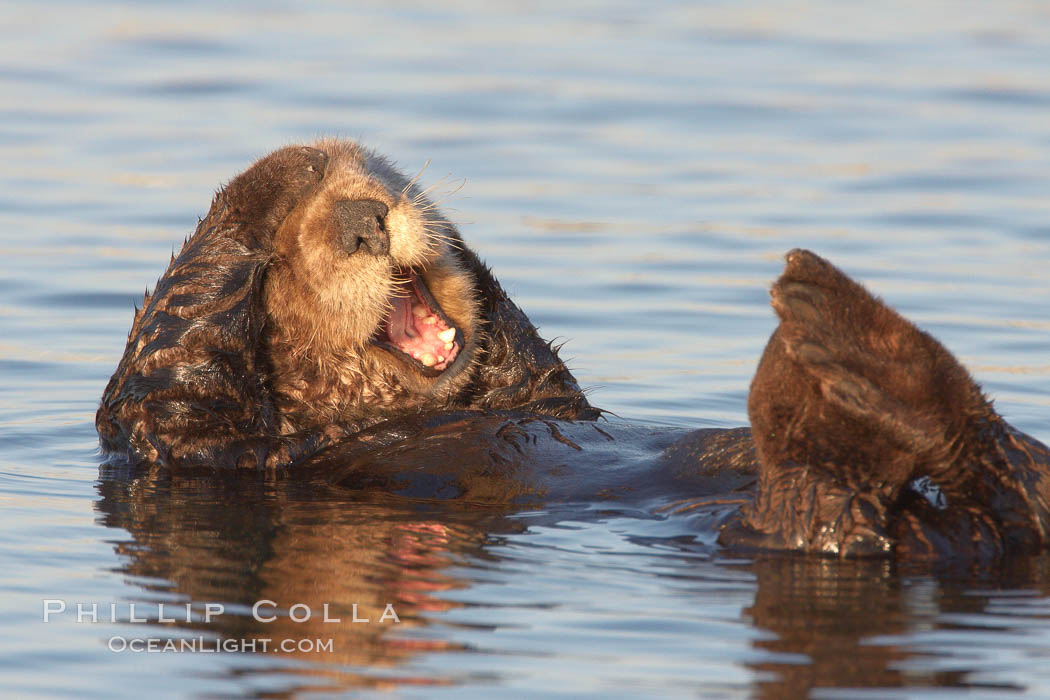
[97,140,1050,561]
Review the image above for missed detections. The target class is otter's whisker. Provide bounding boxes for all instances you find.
[418,179,467,207]
[421,228,464,243]
[420,228,460,241]
[412,174,460,202]
[423,233,464,252]
[401,159,432,196]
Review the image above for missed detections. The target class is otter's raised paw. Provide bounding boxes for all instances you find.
[770,250,931,403]
[750,250,992,493]
[740,250,1045,559]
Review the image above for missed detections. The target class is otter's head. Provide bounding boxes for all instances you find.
[261,140,481,423]
[97,138,592,470]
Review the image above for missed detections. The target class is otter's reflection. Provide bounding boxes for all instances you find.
[96,465,1050,696]
[95,466,523,690]
[743,555,913,697]
[742,553,1050,698]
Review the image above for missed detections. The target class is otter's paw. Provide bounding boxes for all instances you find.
[719,473,894,557]
[772,250,927,435]
[719,519,894,558]
[744,250,1050,559]
[766,250,986,468]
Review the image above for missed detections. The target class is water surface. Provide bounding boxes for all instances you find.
[3,1,1050,697]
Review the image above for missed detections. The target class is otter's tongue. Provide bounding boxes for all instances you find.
[386,279,459,371]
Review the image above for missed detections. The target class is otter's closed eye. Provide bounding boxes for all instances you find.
[299,146,328,176]
[333,199,389,256]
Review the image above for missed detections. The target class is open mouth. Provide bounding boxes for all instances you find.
[373,269,463,375]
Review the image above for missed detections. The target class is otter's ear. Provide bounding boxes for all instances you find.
[220,146,328,248]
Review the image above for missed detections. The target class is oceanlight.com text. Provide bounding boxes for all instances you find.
[107,636,335,653]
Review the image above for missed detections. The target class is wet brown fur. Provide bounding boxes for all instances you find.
[97,142,1050,560]
[722,249,1050,558]
[97,140,595,471]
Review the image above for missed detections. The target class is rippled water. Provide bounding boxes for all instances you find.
[4,1,1050,697]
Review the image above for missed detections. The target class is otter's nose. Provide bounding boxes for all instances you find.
[333,199,389,256]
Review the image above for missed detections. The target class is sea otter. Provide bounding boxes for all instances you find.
[96,140,1050,560]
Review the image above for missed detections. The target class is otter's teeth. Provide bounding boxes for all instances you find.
[423,316,437,326]
[411,305,428,319]
[437,328,456,343]
[444,342,454,351]
[420,352,437,367]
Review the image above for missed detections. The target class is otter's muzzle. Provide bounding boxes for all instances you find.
[334,199,389,256]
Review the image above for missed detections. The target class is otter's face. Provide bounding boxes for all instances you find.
[263,140,480,410]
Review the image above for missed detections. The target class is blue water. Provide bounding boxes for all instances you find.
[4,1,1050,697]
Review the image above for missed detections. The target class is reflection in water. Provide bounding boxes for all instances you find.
[95,466,525,692]
[745,556,913,697]
[743,553,1050,698]
[96,464,1050,696]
